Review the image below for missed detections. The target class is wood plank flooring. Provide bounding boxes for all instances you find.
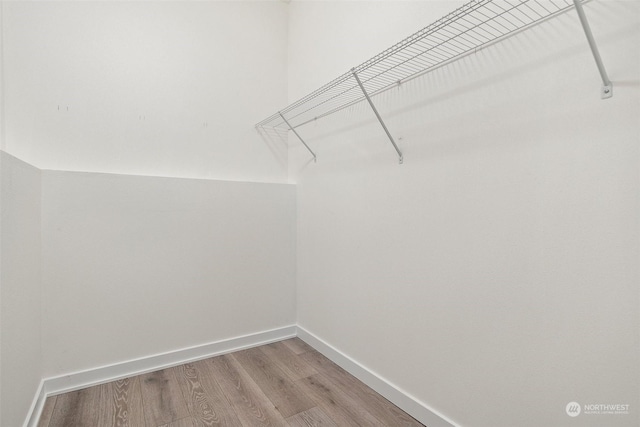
[38,338,425,427]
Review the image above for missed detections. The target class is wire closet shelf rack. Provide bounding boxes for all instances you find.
[255,0,611,163]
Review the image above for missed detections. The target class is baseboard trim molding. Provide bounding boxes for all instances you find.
[25,325,456,427]
[296,326,458,427]
[24,325,296,427]
[23,380,46,427]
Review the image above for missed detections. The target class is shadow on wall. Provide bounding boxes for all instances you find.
[257,126,289,169]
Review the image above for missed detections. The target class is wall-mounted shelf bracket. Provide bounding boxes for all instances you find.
[279,112,317,162]
[351,69,403,164]
[257,0,611,162]
[573,0,612,99]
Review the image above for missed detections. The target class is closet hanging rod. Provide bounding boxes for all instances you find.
[257,0,610,161]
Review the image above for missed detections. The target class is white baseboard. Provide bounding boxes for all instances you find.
[24,325,296,427]
[25,324,456,427]
[296,326,458,427]
[24,380,46,427]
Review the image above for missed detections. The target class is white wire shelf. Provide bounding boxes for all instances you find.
[256,0,611,163]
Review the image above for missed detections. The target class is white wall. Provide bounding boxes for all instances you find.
[1,1,289,182]
[290,1,639,426]
[1,2,293,423]
[1,1,638,426]
[1,152,42,427]
[41,169,296,378]
[1,2,5,148]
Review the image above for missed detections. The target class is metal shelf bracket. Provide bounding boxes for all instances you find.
[279,112,317,162]
[351,69,404,164]
[573,0,612,99]
[257,0,613,162]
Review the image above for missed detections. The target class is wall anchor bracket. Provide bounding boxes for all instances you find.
[279,112,317,162]
[351,69,403,164]
[573,0,612,99]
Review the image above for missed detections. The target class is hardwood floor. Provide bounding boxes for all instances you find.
[38,338,425,427]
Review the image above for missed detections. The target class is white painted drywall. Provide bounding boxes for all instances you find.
[41,170,296,378]
[1,152,42,427]
[1,1,638,426]
[1,2,5,148]
[1,1,289,182]
[0,6,4,425]
[290,1,640,426]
